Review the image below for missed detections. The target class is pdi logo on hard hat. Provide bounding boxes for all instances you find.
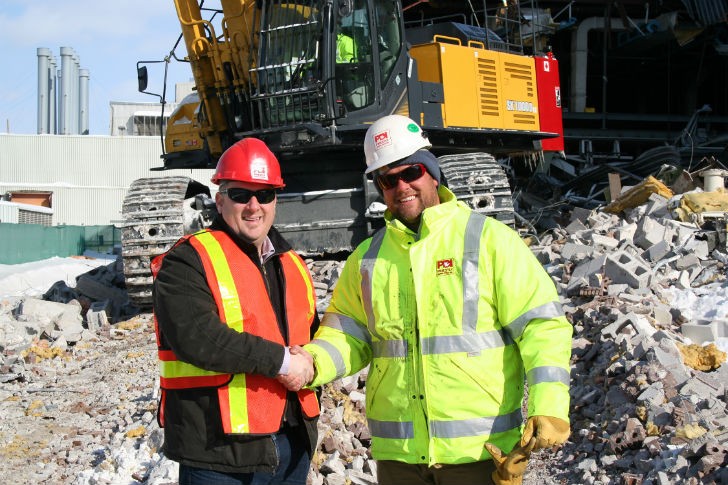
[250,158,270,181]
[373,130,391,150]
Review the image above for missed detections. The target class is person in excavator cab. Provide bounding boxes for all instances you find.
[152,137,319,485]
[285,114,573,485]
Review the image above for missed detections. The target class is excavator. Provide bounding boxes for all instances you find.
[122,0,565,307]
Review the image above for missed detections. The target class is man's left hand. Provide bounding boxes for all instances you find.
[520,416,570,450]
[484,438,535,485]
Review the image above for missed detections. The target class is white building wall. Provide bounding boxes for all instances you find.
[0,134,216,227]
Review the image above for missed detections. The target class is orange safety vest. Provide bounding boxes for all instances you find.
[151,229,319,434]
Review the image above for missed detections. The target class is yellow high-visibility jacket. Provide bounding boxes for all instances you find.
[306,186,571,466]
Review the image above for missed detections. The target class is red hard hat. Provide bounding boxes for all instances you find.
[211,138,285,187]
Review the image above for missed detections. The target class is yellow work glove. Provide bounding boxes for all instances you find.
[520,415,570,450]
[484,438,536,485]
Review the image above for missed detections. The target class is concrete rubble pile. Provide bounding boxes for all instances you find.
[0,257,137,384]
[0,184,727,484]
[528,188,728,484]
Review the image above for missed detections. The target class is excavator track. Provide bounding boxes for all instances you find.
[121,177,197,308]
[439,152,515,226]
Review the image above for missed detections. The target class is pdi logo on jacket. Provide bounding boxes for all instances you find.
[436,258,454,276]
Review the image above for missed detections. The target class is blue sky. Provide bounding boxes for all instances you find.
[1,0,193,135]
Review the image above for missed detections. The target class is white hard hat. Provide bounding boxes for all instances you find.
[363,115,432,174]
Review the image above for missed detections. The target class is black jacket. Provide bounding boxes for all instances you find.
[152,217,319,473]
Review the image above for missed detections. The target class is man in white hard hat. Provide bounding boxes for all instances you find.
[291,115,573,485]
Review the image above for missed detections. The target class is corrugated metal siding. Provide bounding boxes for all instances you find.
[0,184,124,225]
[0,134,216,226]
[0,202,20,223]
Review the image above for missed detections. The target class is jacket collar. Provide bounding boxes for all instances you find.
[210,216,292,258]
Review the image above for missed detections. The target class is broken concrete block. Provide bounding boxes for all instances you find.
[591,233,620,250]
[613,222,637,244]
[645,193,670,218]
[53,308,84,343]
[642,240,671,262]
[637,382,665,407]
[675,270,692,290]
[651,302,673,327]
[605,250,652,288]
[634,217,668,250]
[607,283,630,296]
[561,242,595,261]
[567,254,606,294]
[683,238,710,260]
[675,253,700,271]
[663,219,698,247]
[565,218,588,235]
[680,322,719,345]
[86,299,112,332]
[19,298,77,324]
[680,372,725,400]
[649,339,691,386]
[570,206,592,223]
[623,312,657,338]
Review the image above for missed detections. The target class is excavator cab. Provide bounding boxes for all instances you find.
[249,0,404,132]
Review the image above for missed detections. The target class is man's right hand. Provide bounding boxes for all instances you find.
[276,346,314,391]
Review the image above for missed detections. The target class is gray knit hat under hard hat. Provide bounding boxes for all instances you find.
[383,149,442,185]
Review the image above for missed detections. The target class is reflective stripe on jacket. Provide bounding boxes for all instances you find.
[306,187,572,465]
[152,229,319,435]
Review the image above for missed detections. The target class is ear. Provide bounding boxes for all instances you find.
[215,191,224,212]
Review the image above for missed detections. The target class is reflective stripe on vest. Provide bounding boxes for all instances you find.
[152,229,319,434]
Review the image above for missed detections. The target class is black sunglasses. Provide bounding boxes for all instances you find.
[220,187,276,204]
[376,163,427,190]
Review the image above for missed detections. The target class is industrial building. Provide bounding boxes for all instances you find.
[1,46,205,228]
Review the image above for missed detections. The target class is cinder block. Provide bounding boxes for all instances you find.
[588,211,619,231]
[605,250,652,288]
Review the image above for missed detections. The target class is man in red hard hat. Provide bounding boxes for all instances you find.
[152,137,320,484]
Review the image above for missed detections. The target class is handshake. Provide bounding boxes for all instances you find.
[276,345,315,391]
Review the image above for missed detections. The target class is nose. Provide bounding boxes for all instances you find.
[246,196,261,209]
[394,177,412,189]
